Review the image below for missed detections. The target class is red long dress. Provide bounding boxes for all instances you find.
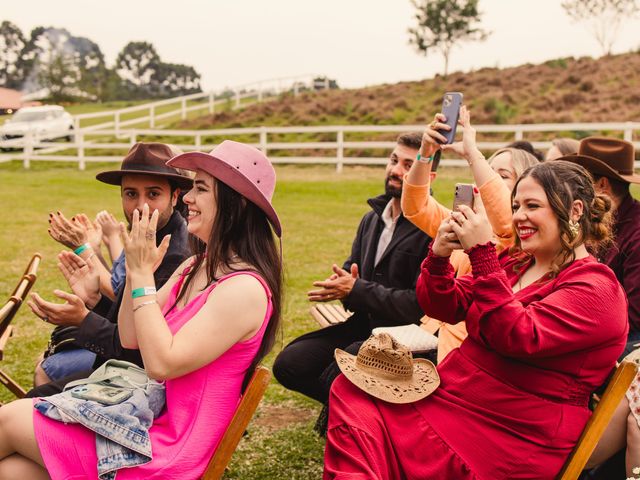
[324,244,628,480]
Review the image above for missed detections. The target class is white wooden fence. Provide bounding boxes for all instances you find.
[2,122,639,172]
[71,74,329,133]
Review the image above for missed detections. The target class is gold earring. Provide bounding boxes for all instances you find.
[569,219,580,239]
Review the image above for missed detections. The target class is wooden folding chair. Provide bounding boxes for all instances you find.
[556,360,638,480]
[201,365,271,480]
[310,303,351,328]
[0,253,41,399]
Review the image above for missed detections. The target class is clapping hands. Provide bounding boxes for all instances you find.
[308,264,359,302]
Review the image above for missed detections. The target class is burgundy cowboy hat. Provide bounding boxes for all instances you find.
[558,136,640,184]
[96,142,193,189]
[167,140,282,237]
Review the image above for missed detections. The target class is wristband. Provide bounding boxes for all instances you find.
[132,286,157,299]
[133,300,158,312]
[416,153,433,163]
[74,243,90,255]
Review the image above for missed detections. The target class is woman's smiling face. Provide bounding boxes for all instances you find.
[511,176,560,260]
[183,170,217,243]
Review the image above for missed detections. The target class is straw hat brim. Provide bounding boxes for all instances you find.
[334,348,440,404]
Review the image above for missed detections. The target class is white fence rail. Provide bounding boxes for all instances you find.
[72,74,329,133]
[1,122,639,172]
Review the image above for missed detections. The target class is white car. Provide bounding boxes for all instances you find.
[0,105,74,142]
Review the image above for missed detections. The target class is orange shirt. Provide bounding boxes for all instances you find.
[401,173,513,362]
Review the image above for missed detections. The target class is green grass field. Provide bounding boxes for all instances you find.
[2,163,635,477]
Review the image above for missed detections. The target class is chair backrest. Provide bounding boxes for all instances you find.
[556,361,639,480]
[201,365,271,480]
[1,253,40,337]
[310,303,350,328]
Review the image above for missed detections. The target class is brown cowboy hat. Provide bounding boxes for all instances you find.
[558,136,640,184]
[334,332,440,404]
[96,142,193,189]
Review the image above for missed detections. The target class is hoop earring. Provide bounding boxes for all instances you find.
[569,219,581,239]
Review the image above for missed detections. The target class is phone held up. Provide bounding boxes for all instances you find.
[453,183,475,212]
[438,92,464,145]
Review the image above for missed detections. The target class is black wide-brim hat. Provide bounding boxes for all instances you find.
[96,142,193,189]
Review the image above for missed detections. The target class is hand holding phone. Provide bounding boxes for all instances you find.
[453,183,475,211]
[438,92,463,144]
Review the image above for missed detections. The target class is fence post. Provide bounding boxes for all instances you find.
[624,122,633,142]
[181,98,187,120]
[514,128,523,141]
[23,131,33,169]
[234,90,240,109]
[195,133,202,150]
[115,112,121,137]
[150,106,155,128]
[208,92,214,114]
[130,131,137,145]
[336,129,344,173]
[259,127,268,155]
[77,131,85,171]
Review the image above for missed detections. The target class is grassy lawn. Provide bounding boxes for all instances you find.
[0,163,478,477]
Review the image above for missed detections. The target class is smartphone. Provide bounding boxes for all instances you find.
[439,92,464,144]
[70,384,133,405]
[453,183,475,211]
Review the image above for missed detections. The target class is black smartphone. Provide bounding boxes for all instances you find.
[439,92,463,144]
[453,183,475,211]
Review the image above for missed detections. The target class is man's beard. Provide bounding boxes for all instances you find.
[384,175,402,198]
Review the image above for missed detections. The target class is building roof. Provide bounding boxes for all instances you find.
[0,87,23,110]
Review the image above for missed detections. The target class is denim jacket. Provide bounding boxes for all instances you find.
[35,381,165,479]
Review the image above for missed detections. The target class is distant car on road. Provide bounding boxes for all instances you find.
[0,105,74,143]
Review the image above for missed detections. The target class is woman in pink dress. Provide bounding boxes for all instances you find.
[324,160,628,479]
[0,140,283,479]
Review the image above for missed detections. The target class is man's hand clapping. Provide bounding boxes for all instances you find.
[308,263,359,302]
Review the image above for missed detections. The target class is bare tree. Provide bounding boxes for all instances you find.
[562,0,640,55]
[408,0,490,76]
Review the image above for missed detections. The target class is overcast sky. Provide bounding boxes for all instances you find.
[4,0,640,91]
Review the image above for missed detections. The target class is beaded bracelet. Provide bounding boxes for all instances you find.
[132,286,157,299]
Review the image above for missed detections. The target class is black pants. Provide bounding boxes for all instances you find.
[25,369,94,398]
[273,318,371,404]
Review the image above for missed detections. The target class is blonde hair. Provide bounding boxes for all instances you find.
[551,138,580,156]
[488,147,540,180]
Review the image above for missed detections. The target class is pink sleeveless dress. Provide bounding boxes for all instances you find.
[33,271,273,480]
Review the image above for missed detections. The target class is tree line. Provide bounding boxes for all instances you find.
[0,21,202,102]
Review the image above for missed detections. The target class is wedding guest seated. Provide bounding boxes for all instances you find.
[402,105,538,362]
[324,160,627,480]
[28,142,192,391]
[0,140,282,479]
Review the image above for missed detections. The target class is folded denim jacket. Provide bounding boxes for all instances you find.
[35,360,166,480]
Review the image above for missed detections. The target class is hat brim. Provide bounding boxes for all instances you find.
[334,348,440,404]
[96,170,194,190]
[558,154,640,184]
[167,151,282,237]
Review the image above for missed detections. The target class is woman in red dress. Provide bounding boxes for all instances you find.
[324,160,628,480]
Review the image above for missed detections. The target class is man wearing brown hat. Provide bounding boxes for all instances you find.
[561,136,640,355]
[27,142,192,395]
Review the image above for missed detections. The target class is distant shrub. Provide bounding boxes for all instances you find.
[483,98,517,124]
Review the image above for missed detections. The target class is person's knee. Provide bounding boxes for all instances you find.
[32,363,51,388]
[273,345,301,387]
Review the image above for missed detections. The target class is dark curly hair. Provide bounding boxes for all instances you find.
[510,160,613,277]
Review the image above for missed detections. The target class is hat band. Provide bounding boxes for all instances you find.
[356,353,413,380]
[123,162,180,175]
